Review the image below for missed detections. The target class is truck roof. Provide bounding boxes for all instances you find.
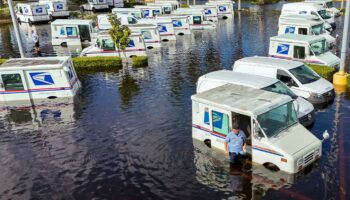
[282,2,324,10]
[127,24,157,28]
[199,70,278,88]
[235,56,303,70]
[279,14,321,21]
[17,2,46,6]
[51,19,94,25]
[192,84,291,116]
[0,56,70,70]
[279,18,322,26]
[157,15,188,19]
[270,34,325,43]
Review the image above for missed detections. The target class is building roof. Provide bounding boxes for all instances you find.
[270,34,325,43]
[0,56,70,69]
[234,56,303,70]
[192,84,291,116]
[199,70,278,88]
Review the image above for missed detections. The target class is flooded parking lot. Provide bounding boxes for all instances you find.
[0,2,350,199]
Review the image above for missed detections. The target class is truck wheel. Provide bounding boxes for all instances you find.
[80,7,84,12]
[49,14,53,21]
[17,18,21,24]
[92,7,96,12]
[28,19,33,26]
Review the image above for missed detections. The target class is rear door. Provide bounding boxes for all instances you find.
[0,71,31,104]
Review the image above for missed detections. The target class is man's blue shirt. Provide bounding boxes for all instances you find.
[225,130,246,154]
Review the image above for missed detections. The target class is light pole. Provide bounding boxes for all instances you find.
[7,0,25,58]
[333,0,350,86]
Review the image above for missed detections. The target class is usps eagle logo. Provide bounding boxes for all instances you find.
[30,72,55,86]
[285,26,295,34]
[36,8,43,13]
[204,9,212,15]
[277,44,290,55]
[56,4,63,10]
[143,10,150,17]
[172,20,182,27]
[158,25,167,32]
[219,6,226,11]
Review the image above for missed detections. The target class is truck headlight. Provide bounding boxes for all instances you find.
[297,158,303,167]
[310,92,323,99]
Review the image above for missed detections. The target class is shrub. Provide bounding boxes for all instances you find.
[307,64,336,81]
[131,56,148,68]
[0,7,10,19]
[72,56,122,73]
[0,58,7,65]
[181,4,189,8]
[124,0,144,8]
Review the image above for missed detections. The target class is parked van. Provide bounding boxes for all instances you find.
[154,0,180,10]
[16,3,50,25]
[107,0,124,9]
[305,0,340,17]
[197,70,315,127]
[173,9,216,30]
[190,5,219,23]
[269,34,340,68]
[0,56,80,106]
[51,19,98,46]
[39,0,69,20]
[205,1,234,19]
[278,15,336,47]
[80,0,109,12]
[281,3,336,30]
[157,15,191,35]
[232,56,335,106]
[138,18,176,41]
[134,5,164,18]
[147,2,174,14]
[127,24,161,48]
[80,32,147,58]
[192,84,327,173]
[112,8,143,19]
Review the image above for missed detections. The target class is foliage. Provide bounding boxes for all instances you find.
[0,58,7,65]
[72,56,122,73]
[70,0,86,4]
[307,64,336,81]
[180,4,190,8]
[251,0,279,5]
[108,13,131,58]
[0,7,10,19]
[339,8,345,14]
[131,56,148,68]
[124,0,144,8]
[70,11,97,20]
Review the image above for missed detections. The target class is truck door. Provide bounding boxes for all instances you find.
[78,25,91,42]
[0,71,31,104]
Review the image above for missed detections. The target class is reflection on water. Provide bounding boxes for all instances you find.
[0,2,349,199]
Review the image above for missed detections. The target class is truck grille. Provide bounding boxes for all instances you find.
[304,151,314,165]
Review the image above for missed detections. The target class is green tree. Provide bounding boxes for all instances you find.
[108,13,131,59]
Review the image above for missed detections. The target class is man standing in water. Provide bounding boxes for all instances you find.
[32,30,40,53]
[224,123,247,164]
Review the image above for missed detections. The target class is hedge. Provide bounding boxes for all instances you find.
[0,58,7,65]
[307,64,336,82]
[180,4,190,8]
[72,56,122,73]
[0,7,10,19]
[131,56,148,68]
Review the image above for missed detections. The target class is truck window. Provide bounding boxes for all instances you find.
[1,74,24,90]
[101,39,115,50]
[127,17,137,24]
[212,110,229,135]
[294,46,305,59]
[193,16,202,24]
[277,69,295,86]
[66,27,78,37]
[298,28,308,35]
[141,31,152,39]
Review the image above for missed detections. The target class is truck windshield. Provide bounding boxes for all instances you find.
[311,24,325,35]
[289,64,320,84]
[310,39,327,56]
[257,101,298,138]
[262,81,298,99]
[318,10,331,19]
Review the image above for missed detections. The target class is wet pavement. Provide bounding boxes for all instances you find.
[0,2,350,200]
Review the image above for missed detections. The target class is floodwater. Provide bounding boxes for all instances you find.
[0,2,350,200]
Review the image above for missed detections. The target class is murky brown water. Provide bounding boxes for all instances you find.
[0,2,349,199]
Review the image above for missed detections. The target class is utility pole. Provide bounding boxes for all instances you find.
[8,0,25,58]
[333,0,350,86]
[238,0,241,11]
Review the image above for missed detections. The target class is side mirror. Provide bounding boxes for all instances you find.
[322,130,330,141]
[63,66,70,72]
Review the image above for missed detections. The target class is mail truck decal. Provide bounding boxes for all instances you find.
[30,72,55,86]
